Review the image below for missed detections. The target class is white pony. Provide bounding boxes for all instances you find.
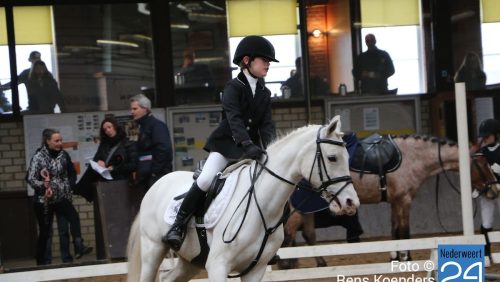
[127,116,360,282]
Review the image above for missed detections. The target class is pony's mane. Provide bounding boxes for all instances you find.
[269,124,320,147]
[392,134,457,146]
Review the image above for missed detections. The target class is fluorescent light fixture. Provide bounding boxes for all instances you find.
[96,39,139,48]
[171,24,190,29]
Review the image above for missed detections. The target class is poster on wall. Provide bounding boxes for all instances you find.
[166,105,222,171]
[23,108,165,195]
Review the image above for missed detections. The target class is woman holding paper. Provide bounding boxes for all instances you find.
[74,117,137,202]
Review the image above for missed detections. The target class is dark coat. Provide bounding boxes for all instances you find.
[92,139,137,179]
[135,114,173,189]
[204,71,275,160]
[352,47,395,95]
[74,138,137,202]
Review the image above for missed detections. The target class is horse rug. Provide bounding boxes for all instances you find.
[164,163,247,229]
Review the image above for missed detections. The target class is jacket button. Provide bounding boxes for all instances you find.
[248,118,252,123]
[246,126,250,130]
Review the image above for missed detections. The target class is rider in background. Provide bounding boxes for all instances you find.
[163,35,278,251]
[476,118,500,257]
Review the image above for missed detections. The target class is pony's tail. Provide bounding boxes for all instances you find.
[127,213,141,282]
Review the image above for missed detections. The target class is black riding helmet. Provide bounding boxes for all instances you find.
[479,118,500,137]
[232,35,279,65]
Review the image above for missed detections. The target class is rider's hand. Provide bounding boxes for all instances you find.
[242,141,264,160]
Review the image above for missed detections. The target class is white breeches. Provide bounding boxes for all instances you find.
[196,152,229,192]
[480,195,500,229]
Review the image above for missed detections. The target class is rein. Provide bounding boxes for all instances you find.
[224,126,352,278]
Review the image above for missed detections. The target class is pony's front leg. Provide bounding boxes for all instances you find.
[390,200,411,261]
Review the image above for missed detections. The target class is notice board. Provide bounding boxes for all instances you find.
[325,95,421,138]
[166,105,222,171]
[23,108,165,195]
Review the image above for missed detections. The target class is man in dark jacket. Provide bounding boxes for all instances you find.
[352,34,395,95]
[130,94,173,190]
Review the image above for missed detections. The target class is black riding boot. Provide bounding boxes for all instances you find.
[481,225,493,259]
[162,182,206,251]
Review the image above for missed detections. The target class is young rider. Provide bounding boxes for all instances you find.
[163,36,278,251]
[477,118,500,257]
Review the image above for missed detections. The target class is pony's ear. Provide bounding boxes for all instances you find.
[326,115,342,136]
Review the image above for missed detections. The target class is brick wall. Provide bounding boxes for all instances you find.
[0,122,26,192]
[307,5,330,88]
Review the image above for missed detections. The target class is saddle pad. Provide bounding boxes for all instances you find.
[164,165,246,229]
[290,187,329,214]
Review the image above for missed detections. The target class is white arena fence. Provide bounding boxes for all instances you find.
[0,234,489,282]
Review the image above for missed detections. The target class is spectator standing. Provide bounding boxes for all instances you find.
[74,117,137,202]
[26,129,92,265]
[475,119,500,258]
[282,57,330,98]
[26,60,65,113]
[352,34,395,95]
[129,94,173,190]
[454,52,487,91]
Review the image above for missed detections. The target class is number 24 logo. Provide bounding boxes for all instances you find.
[440,261,483,282]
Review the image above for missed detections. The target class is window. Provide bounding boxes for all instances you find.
[481,22,500,85]
[359,0,425,95]
[361,26,424,94]
[170,1,230,105]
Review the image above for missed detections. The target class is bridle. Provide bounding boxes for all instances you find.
[470,153,498,197]
[307,126,353,203]
[224,125,353,278]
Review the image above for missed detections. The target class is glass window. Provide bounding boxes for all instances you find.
[361,26,425,94]
[0,8,13,114]
[481,22,500,86]
[170,1,231,105]
[53,3,154,112]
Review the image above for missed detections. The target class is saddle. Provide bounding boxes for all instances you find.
[350,134,402,199]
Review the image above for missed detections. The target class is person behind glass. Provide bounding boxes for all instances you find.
[1,51,44,90]
[26,128,92,265]
[74,117,137,202]
[175,47,214,88]
[475,119,500,258]
[454,52,487,91]
[282,57,330,99]
[352,34,395,95]
[26,60,65,114]
[163,35,278,251]
[129,94,173,190]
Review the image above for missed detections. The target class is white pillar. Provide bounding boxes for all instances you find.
[455,82,474,235]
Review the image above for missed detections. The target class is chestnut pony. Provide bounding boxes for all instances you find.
[278,136,498,268]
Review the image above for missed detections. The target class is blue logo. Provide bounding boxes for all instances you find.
[438,244,484,282]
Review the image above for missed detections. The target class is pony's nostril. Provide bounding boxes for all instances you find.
[346,198,353,207]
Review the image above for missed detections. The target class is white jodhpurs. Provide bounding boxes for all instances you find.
[195,152,229,192]
[479,195,500,229]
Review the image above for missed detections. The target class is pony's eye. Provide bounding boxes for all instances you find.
[327,155,337,162]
